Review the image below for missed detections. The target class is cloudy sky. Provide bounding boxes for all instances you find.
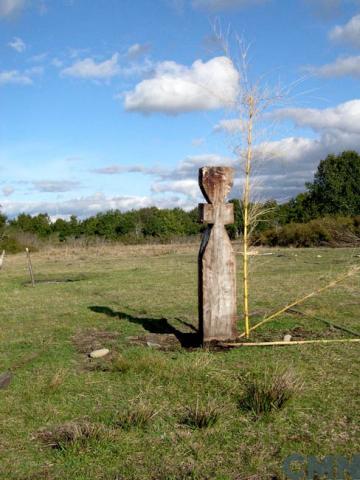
[1,0,360,218]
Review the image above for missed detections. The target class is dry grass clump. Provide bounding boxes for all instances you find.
[115,401,159,430]
[238,369,302,418]
[36,420,103,449]
[179,399,220,429]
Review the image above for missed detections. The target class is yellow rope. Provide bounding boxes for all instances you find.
[222,338,360,347]
[238,265,360,338]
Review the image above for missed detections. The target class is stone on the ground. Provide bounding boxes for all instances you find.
[89,348,110,359]
[146,341,162,349]
[283,334,292,342]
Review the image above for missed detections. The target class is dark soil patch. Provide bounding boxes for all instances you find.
[126,333,183,351]
[288,326,338,340]
[72,329,120,354]
[24,276,87,286]
[89,306,200,348]
[17,468,54,480]
[286,326,318,340]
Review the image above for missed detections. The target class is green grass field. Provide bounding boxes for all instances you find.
[1,243,359,480]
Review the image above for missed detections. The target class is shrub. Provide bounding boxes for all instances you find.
[255,216,360,247]
[0,235,26,254]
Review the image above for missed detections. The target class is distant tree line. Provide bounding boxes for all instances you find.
[1,151,360,249]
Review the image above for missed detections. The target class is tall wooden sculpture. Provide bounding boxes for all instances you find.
[198,166,238,343]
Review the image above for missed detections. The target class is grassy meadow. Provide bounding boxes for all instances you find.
[0,243,360,479]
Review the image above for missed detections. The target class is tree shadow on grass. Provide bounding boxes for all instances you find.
[88,306,201,348]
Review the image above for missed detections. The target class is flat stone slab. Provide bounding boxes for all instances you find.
[89,348,110,359]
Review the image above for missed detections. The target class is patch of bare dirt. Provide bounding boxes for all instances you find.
[72,329,120,354]
[126,333,182,351]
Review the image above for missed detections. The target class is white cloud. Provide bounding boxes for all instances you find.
[61,53,120,80]
[25,66,43,76]
[0,0,26,18]
[303,0,341,19]
[0,65,42,86]
[330,14,360,48]
[32,180,80,193]
[51,57,63,68]
[165,153,235,179]
[92,165,166,176]
[310,55,360,78]
[2,193,194,218]
[272,100,360,135]
[151,179,199,198]
[29,52,48,63]
[98,97,360,202]
[191,137,205,147]
[2,186,14,196]
[192,0,268,11]
[92,154,233,179]
[8,36,26,52]
[127,43,151,59]
[124,56,240,114]
[0,69,32,85]
[213,118,242,133]
[120,58,154,78]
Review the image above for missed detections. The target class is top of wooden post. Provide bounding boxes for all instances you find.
[199,166,234,205]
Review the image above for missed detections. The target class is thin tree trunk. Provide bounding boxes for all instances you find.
[242,95,254,338]
[26,248,35,287]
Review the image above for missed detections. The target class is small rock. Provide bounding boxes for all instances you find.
[283,334,292,342]
[146,341,162,349]
[316,255,322,258]
[89,348,110,359]
[0,372,12,389]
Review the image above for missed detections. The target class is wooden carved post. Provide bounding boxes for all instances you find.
[198,166,238,343]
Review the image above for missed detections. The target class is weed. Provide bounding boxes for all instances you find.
[36,420,103,449]
[115,401,159,430]
[238,368,301,417]
[179,398,220,429]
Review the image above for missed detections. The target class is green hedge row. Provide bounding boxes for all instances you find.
[254,216,360,247]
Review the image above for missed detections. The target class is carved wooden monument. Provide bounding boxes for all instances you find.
[198,166,238,343]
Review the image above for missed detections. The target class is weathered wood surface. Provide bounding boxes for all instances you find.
[198,166,238,343]
[0,250,5,270]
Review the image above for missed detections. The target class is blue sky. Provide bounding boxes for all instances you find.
[1,0,360,218]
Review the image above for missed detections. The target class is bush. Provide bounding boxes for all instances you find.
[255,216,360,247]
[0,235,26,254]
